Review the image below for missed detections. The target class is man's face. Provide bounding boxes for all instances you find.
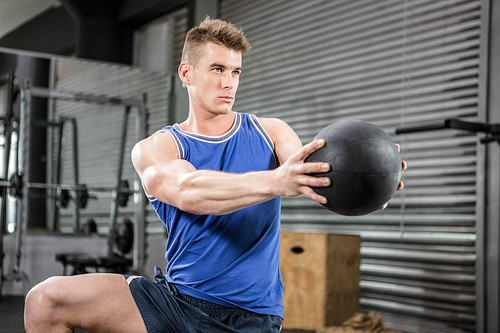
[187,42,242,115]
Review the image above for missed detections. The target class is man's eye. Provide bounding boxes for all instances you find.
[232,71,241,76]
[213,68,222,73]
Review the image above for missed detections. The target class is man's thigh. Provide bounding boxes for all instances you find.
[36,273,147,333]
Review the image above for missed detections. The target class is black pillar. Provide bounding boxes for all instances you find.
[61,0,132,63]
[15,56,50,230]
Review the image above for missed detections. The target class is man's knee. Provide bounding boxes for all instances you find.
[24,276,66,329]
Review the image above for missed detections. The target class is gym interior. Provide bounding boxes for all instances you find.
[0,0,499,332]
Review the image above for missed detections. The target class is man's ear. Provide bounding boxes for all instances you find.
[178,62,192,86]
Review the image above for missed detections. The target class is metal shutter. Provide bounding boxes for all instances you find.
[171,7,189,73]
[50,57,171,235]
[221,0,483,331]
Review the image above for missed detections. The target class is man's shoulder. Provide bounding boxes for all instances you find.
[241,114,294,147]
[253,116,291,134]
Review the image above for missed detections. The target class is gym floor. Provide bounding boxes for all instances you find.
[0,296,24,333]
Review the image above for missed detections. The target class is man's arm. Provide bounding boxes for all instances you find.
[260,117,407,210]
[131,125,330,216]
[258,117,330,204]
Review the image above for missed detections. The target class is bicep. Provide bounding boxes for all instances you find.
[142,159,196,202]
[131,131,195,200]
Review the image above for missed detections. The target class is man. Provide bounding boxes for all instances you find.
[24,18,404,332]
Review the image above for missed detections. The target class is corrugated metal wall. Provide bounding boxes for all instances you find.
[220,0,484,332]
[171,7,189,73]
[50,57,171,235]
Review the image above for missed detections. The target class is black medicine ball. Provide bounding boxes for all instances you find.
[306,120,402,216]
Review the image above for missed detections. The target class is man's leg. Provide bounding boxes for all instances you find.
[24,273,147,333]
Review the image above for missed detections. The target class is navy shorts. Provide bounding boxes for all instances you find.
[125,267,282,333]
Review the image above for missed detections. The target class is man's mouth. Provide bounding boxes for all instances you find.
[219,95,234,103]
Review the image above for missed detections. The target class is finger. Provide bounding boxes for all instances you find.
[302,186,328,205]
[397,160,406,191]
[296,174,330,188]
[380,202,388,210]
[292,139,325,162]
[396,143,400,152]
[299,161,330,174]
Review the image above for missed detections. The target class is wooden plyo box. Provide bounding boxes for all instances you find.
[280,231,360,330]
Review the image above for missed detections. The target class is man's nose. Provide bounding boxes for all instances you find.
[221,73,235,89]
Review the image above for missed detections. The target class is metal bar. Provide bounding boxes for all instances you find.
[32,120,65,128]
[0,71,15,298]
[53,120,64,232]
[134,93,148,275]
[491,124,500,134]
[26,182,135,193]
[1,71,15,223]
[396,118,494,134]
[66,117,80,233]
[30,86,143,108]
[0,180,10,187]
[0,178,136,195]
[108,106,130,257]
[395,121,449,134]
[14,79,31,273]
[447,119,490,133]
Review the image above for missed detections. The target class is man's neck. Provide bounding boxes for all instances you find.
[179,111,236,136]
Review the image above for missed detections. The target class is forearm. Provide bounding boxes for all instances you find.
[175,169,279,215]
[144,161,281,215]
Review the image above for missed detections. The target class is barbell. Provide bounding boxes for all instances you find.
[0,173,135,208]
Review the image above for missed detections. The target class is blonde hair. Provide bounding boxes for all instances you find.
[181,17,251,66]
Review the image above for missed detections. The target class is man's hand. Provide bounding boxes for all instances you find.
[380,143,407,210]
[272,139,331,204]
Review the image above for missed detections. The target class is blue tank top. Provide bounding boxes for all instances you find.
[148,112,284,318]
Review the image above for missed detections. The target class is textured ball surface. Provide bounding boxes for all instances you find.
[306,120,402,216]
